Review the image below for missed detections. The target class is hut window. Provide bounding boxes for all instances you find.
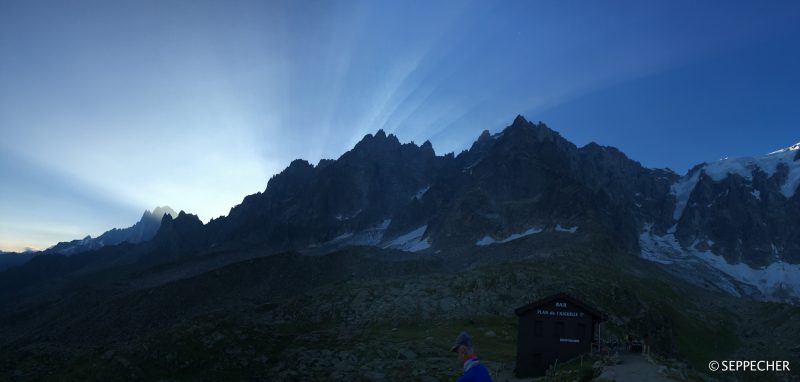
[534,320,543,337]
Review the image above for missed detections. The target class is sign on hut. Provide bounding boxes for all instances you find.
[514,293,606,377]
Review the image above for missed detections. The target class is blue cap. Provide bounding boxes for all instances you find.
[450,331,473,352]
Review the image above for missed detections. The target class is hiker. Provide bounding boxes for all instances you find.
[451,331,493,382]
[643,333,652,355]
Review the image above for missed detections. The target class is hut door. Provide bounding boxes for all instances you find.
[532,353,542,372]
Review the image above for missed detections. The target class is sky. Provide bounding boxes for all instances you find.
[1,0,798,252]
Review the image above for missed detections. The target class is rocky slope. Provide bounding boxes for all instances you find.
[2,245,797,381]
[0,251,36,272]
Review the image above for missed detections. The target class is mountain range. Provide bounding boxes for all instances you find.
[42,206,177,256]
[114,115,800,302]
[4,116,798,302]
[0,207,176,272]
[0,115,798,380]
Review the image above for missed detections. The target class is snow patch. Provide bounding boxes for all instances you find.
[335,209,362,221]
[554,224,578,233]
[463,160,481,172]
[412,186,430,200]
[689,241,800,301]
[639,224,742,296]
[348,219,392,245]
[768,142,800,155]
[475,227,543,246]
[638,224,687,265]
[750,189,761,200]
[383,225,430,252]
[331,232,353,241]
[317,219,391,247]
[639,224,800,301]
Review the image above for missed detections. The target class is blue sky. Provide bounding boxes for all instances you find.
[1,0,798,251]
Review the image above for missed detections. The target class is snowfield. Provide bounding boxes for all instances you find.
[475,227,543,246]
[382,225,430,252]
[671,142,800,221]
[555,224,578,233]
[639,224,800,303]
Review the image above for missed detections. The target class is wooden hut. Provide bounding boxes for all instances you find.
[514,293,605,377]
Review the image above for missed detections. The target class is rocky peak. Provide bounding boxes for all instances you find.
[498,116,566,149]
[581,142,624,156]
[350,130,405,158]
[155,211,204,243]
[287,158,314,170]
[420,140,435,157]
[317,158,335,169]
[264,159,315,194]
[158,212,172,226]
[512,114,529,127]
[160,211,202,228]
[152,206,176,218]
[142,206,176,223]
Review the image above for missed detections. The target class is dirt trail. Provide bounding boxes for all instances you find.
[598,352,672,382]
